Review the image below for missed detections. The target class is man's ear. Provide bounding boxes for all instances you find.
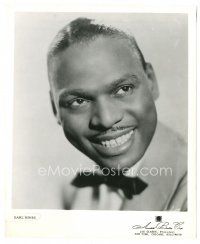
[49,90,61,125]
[145,62,159,100]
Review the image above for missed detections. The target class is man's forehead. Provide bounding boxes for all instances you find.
[50,36,143,90]
[54,36,141,67]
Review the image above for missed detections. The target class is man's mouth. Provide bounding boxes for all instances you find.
[101,130,133,148]
[89,127,136,157]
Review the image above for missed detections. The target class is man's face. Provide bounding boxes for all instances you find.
[50,37,157,170]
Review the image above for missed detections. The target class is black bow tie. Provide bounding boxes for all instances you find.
[71,171,148,199]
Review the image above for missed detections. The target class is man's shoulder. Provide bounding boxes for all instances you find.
[149,121,187,172]
[62,179,81,209]
[135,121,187,211]
[61,161,95,209]
[156,121,187,152]
[141,121,187,187]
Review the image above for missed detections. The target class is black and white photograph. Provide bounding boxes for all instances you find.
[13,12,188,211]
[1,1,197,239]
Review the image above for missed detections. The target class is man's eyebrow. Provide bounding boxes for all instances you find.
[58,73,139,100]
[106,73,139,92]
[58,88,94,100]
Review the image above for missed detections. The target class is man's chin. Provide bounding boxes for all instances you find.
[92,156,138,171]
[79,144,141,170]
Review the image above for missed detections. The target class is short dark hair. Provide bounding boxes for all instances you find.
[47,17,146,85]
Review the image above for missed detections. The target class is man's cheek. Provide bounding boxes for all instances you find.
[62,116,87,139]
[62,122,84,150]
[63,120,79,135]
[134,98,156,125]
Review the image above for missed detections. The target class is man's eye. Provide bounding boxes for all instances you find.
[115,85,134,96]
[70,98,89,108]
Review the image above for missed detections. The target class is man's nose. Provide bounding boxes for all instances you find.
[89,98,123,130]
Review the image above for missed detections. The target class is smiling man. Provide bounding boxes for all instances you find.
[47,18,187,211]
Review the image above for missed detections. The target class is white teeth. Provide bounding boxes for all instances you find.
[110,139,117,147]
[105,141,110,147]
[116,137,122,145]
[102,141,106,146]
[101,130,134,148]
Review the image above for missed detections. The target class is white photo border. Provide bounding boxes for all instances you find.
[0,0,197,240]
